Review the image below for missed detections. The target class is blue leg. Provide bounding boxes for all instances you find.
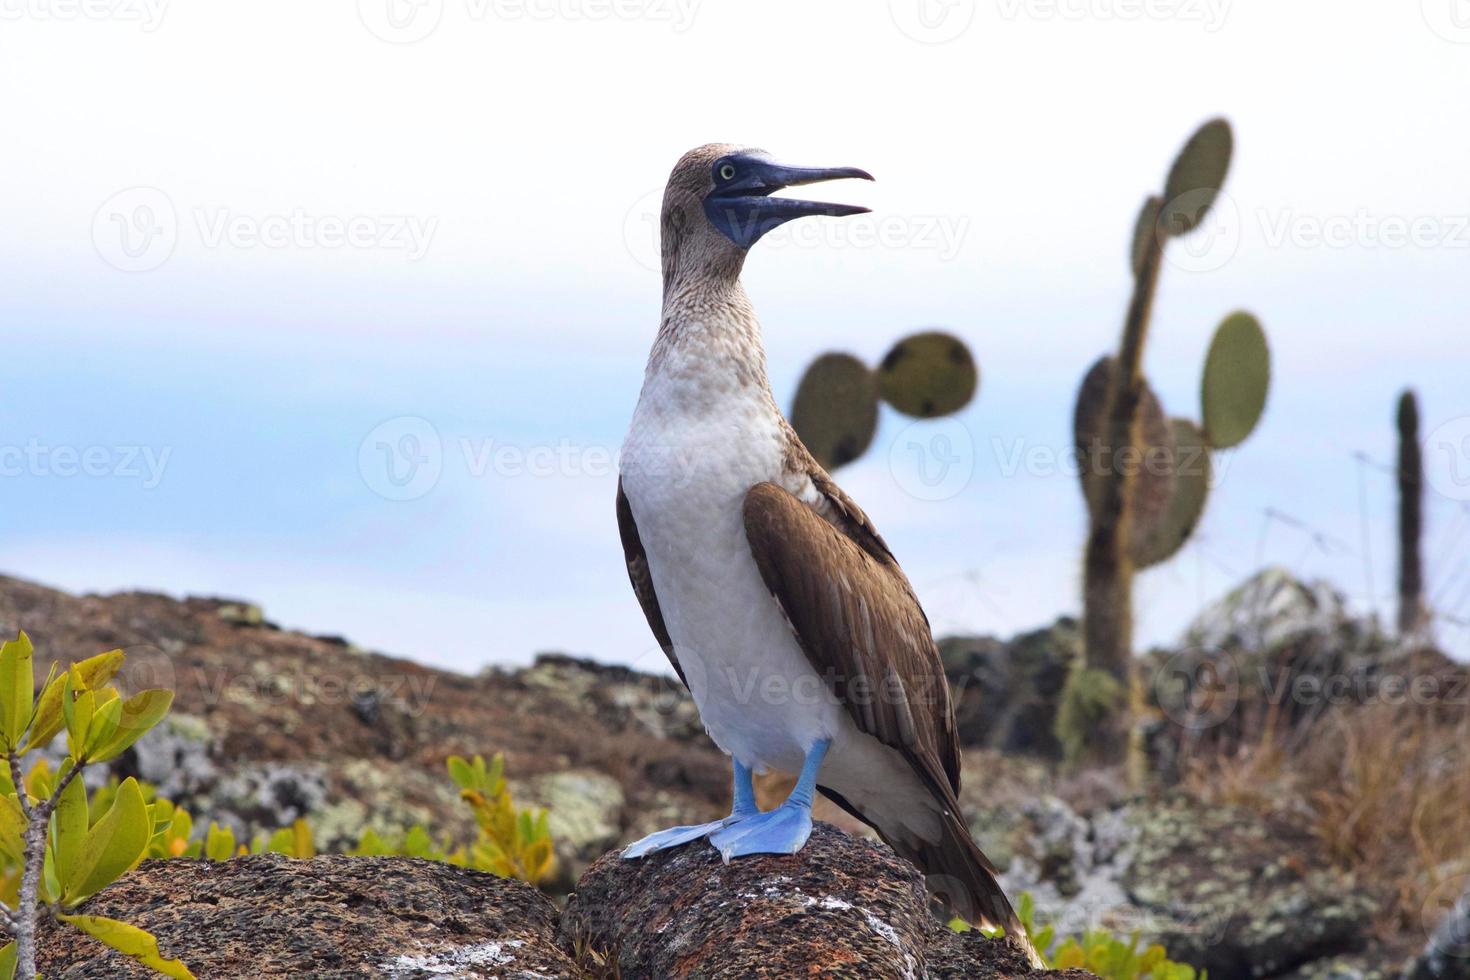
[708,739,830,861]
[623,758,758,858]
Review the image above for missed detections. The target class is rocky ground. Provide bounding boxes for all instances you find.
[2,570,1463,979]
[39,827,1068,979]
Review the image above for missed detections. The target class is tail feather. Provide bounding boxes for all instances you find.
[819,785,1045,969]
[889,807,1046,970]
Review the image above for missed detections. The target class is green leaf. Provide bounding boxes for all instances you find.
[26,649,124,754]
[58,915,196,979]
[51,767,89,887]
[62,777,151,905]
[1200,311,1269,449]
[0,632,35,751]
[91,690,174,764]
[447,756,475,790]
[83,692,124,760]
[204,822,236,861]
[0,940,14,980]
[0,794,25,865]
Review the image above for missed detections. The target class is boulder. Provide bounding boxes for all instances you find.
[940,617,1079,758]
[37,853,581,979]
[561,822,1084,979]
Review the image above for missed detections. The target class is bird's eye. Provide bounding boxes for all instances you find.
[718,163,736,181]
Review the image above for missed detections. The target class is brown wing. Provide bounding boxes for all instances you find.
[616,479,686,687]
[741,476,960,794]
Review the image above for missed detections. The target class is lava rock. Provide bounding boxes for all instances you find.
[561,822,1085,979]
[37,853,581,979]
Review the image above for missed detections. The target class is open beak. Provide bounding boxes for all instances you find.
[704,155,874,248]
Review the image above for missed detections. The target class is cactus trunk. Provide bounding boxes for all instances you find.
[1080,195,1165,765]
[1397,389,1426,638]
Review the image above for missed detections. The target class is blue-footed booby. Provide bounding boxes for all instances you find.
[618,143,1037,960]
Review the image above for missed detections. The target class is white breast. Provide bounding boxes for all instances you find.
[620,373,843,774]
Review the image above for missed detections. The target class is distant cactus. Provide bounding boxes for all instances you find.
[1064,118,1271,768]
[1397,389,1427,638]
[790,330,978,470]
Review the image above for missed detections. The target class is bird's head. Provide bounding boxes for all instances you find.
[659,143,873,286]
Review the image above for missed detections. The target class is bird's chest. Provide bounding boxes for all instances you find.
[620,385,831,768]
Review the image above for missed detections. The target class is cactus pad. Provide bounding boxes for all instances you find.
[1200,310,1269,449]
[1135,418,1212,568]
[1162,117,1233,237]
[790,352,879,469]
[1073,356,1176,546]
[1129,195,1163,278]
[877,331,978,419]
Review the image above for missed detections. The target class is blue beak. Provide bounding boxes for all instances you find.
[704,154,874,248]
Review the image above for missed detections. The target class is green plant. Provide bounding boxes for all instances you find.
[0,633,190,978]
[138,752,556,888]
[447,753,555,885]
[959,893,1202,980]
[1397,389,1427,637]
[791,330,979,469]
[1070,118,1270,767]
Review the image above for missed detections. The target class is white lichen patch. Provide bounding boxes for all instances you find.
[384,939,555,979]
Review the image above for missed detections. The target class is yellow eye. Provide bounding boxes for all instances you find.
[719,163,736,181]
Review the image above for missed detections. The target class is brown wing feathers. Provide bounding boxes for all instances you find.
[741,479,1037,961]
[616,479,686,687]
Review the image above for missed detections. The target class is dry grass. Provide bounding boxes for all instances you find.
[1183,688,1470,936]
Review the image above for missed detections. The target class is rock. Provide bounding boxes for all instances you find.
[983,788,1376,979]
[940,617,1079,758]
[0,574,731,895]
[1182,567,1366,652]
[37,853,581,979]
[561,822,1085,979]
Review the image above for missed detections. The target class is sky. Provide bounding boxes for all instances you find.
[2,0,1469,672]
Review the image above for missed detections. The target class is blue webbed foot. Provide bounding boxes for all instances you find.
[707,801,813,860]
[622,818,731,859]
[622,756,760,859]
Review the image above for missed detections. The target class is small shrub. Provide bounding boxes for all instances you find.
[0,633,191,978]
[957,892,1203,980]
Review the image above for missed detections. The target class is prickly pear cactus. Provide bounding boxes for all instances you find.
[1072,116,1267,770]
[1201,311,1270,449]
[877,330,978,419]
[790,332,978,470]
[1073,357,1176,554]
[1134,418,1212,568]
[790,352,880,470]
[1161,116,1233,236]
